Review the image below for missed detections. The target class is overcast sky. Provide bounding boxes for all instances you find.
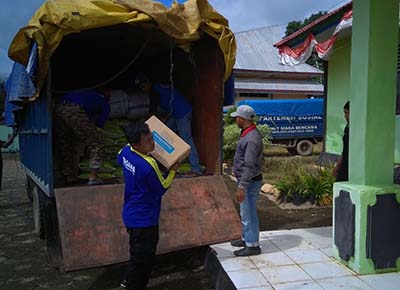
[0,0,350,76]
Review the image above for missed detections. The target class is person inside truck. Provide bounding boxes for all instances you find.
[333,101,350,182]
[138,76,203,177]
[118,121,179,290]
[55,88,111,186]
[229,105,263,257]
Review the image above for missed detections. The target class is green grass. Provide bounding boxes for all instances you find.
[262,143,322,185]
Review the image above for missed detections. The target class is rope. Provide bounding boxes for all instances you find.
[168,37,175,115]
[52,38,150,94]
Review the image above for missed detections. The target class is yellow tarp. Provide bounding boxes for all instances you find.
[8,0,236,97]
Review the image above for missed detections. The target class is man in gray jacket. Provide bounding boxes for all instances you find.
[230,105,264,256]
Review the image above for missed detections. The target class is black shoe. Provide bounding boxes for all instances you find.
[230,239,246,247]
[120,279,127,288]
[234,246,261,257]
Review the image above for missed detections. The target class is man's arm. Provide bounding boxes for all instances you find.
[238,140,259,190]
[146,167,176,197]
[236,141,260,203]
[333,156,342,177]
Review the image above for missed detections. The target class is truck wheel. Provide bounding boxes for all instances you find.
[25,177,34,202]
[296,139,313,156]
[32,186,45,239]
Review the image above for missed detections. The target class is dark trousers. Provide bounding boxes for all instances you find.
[125,225,159,290]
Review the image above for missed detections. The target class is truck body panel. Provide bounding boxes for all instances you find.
[238,99,324,140]
[56,176,241,271]
[18,87,54,196]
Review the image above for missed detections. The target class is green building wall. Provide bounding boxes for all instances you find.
[326,35,352,155]
[326,34,400,164]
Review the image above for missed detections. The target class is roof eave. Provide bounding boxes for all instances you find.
[274,1,352,48]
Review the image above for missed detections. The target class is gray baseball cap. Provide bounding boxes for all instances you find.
[230,105,255,120]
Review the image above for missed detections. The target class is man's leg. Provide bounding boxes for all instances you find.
[61,104,104,181]
[235,180,262,256]
[125,226,159,290]
[175,112,202,175]
[55,106,77,183]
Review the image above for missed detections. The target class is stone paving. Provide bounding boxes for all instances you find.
[212,227,400,290]
[0,154,107,290]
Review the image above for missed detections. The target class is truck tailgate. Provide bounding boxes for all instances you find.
[55,176,241,271]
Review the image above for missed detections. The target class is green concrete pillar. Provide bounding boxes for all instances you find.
[333,0,400,274]
[349,0,398,185]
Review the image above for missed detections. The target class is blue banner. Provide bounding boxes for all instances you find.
[239,99,324,140]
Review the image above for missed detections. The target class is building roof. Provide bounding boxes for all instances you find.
[274,1,352,48]
[234,25,323,75]
[235,78,324,95]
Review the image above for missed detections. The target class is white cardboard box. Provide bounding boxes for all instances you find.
[145,116,191,169]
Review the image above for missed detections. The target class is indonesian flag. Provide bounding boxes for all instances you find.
[278,10,353,66]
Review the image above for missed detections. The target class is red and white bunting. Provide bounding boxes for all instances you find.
[278,10,353,66]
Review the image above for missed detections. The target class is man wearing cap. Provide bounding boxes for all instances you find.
[230,105,264,256]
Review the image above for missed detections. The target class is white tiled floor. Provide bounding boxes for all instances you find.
[211,227,400,290]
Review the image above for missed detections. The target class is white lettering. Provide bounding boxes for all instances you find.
[123,157,135,176]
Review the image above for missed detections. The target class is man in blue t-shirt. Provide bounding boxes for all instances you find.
[139,78,203,177]
[56,89,110,185]
[118,122,178,290]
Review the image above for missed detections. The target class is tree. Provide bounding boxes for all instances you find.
[285,11,328,37]
[284,11,328,72]
[285,20,302,37]
[303,11,327,27]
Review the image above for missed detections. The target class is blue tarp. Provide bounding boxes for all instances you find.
[223,74,235,106]
[5,43,38,126]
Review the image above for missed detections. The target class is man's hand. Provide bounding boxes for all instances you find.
[333,157,342,177]
[236,188,245,203]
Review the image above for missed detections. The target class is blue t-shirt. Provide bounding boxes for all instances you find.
[152,84,192,118]
[117,145,176,228]
[61,90,110,128]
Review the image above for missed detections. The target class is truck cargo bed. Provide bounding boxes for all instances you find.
[55,176,241,271]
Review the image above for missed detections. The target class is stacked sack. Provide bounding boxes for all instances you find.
[78,119,128,180]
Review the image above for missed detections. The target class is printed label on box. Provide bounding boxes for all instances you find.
[153,131,175,154]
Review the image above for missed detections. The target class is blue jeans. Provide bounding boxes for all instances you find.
[240,180,262,247]
[166,112,202,174]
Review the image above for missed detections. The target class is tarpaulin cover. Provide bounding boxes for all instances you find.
[5,43,38,126]
[8,0,236,101]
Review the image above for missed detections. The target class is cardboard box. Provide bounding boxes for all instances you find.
[145,116,191,169]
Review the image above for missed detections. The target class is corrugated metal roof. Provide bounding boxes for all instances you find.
[235,78,323,94]
[234,25,323,74]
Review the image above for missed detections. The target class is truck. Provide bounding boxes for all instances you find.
[5,0,240,271]
[238,98,324,156]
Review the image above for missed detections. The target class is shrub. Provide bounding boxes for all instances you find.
[223,123,271,162]
[276,164,335,206]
